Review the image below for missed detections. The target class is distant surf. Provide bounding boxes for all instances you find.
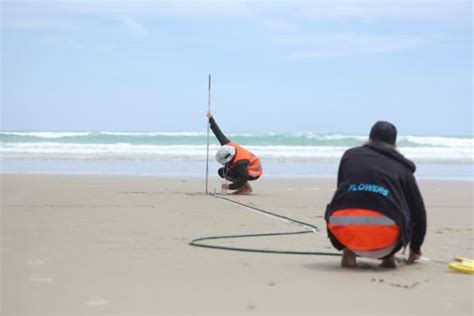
[1,131,472,164]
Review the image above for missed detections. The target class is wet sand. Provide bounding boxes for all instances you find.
[1,174,473,315]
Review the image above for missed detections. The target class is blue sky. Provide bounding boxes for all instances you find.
[1,0,472,135]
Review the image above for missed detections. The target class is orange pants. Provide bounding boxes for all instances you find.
[328,209,400,257]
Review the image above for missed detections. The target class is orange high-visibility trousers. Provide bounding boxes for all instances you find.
[328,209,400,255]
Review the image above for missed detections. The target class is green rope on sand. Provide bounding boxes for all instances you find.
[188,194,341,257]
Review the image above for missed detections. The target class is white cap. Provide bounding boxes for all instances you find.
[215,145,236,165]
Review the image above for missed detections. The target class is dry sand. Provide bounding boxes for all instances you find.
[1,174,473,315]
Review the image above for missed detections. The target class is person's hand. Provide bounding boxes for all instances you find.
[207,111,213,119]
[408,249,422,262]
[221,183,229,190]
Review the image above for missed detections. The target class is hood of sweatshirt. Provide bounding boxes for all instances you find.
[364,143,416,173]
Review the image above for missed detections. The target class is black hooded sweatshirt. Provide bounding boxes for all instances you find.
[325,142,427,253]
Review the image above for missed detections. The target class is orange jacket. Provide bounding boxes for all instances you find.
[228,141,263,178]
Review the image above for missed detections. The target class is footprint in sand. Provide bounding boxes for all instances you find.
[27,259,49,265]
[246,304,256,310]
[30,276,53,283]
[86,298,110,306]
[388,282,420,289]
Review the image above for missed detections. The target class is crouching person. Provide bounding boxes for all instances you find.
[207,111,263,195]
[325,121,427,268]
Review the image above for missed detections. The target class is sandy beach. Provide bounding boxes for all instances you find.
[1,174,473,315]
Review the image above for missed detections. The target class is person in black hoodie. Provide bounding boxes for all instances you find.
[325,121,427,268]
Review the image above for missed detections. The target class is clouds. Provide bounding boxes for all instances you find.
[2,0,468,58]
[2,0,471,135]
[1,0,254,24]
[118,16,148,35]
[284,32,444,59]
[2,0,470,28]
[294,0,470,23]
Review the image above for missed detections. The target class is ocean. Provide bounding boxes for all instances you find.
[1,131,473,180]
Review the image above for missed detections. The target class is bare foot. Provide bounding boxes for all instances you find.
[341,248,357,268]
[232,182,253,195]
[380,255,397,268]
[232,187,252,195]
[232,189,251,195]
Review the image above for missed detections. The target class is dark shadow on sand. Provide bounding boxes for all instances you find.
[303,257,417,273]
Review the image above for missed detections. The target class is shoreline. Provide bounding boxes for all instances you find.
[2,156,472,181]
[1,170,473,182]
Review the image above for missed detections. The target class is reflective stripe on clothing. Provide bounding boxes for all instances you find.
[329,216,396,226]
[328,209,400,251]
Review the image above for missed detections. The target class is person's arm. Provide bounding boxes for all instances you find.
[405,174,427,259]
[228,161,249,190]
[207,112,230,145]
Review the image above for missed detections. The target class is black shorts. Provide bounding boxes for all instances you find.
[218,167,260,181]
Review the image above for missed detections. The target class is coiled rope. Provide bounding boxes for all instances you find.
[189,193,340,257]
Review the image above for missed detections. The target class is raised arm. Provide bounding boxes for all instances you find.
[207,112,230,145]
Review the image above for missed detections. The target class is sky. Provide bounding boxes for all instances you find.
[1,0,472,136]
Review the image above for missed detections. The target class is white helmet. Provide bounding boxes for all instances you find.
[215,145,236,165]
